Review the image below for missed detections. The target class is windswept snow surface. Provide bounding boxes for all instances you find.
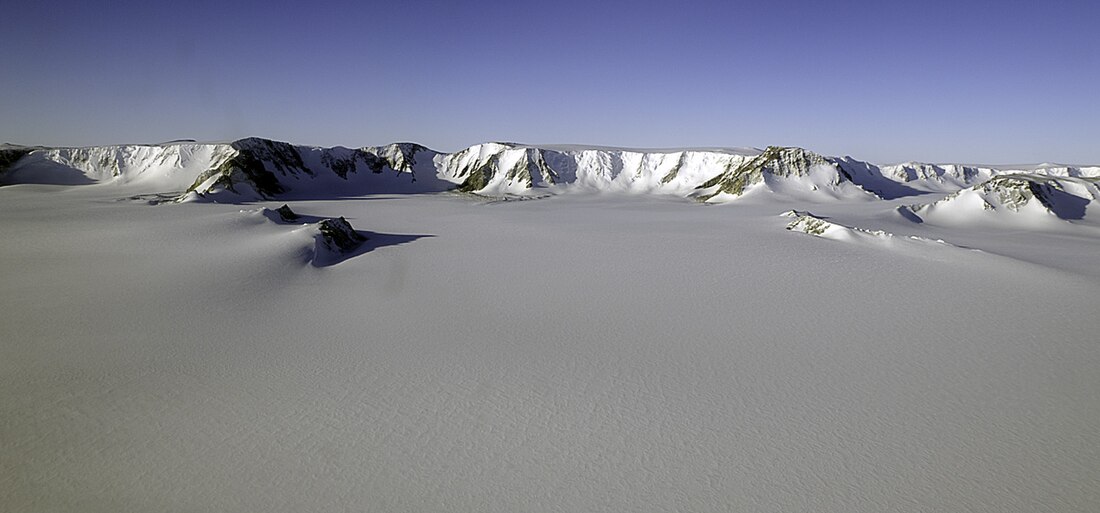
[3,145,1100,512]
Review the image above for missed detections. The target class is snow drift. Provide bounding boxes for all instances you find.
[783,210,967,252]
[248,204,369,267]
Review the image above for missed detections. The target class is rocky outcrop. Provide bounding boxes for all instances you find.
[907,174,1100,222]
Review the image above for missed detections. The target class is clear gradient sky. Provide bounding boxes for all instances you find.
[2,0,1098,164]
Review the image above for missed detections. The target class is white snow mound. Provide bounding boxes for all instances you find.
[906,174,1100,226]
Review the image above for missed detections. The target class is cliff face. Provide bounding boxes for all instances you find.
[910,174,1100,222]
[4,138,1099,213]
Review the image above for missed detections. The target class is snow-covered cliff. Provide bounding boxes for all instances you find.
[4,137,1100,211]
[0,138,447,200]
[905,173,1100,224]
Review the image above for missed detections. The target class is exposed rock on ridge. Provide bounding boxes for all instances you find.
[4,138,1100,209]
[907,173,1100,222]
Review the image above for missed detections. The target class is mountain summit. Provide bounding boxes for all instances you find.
[2,138,1098,222]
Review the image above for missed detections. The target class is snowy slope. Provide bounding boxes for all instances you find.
[440,143,884,202]
[0,138,449,200]
[903,173,1100,227]
[1,142,236,189]
[436,143,763,197]
[179,139,450,201]
[694,146,876,202]
[436,143,561,195]
[5,137,1100,211]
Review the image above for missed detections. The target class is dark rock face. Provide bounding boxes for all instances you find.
[318,217,367,253]
[979,174,1092,220]
[456,155,498,192]
[0,147,32,174]
[696,146,839,200]
[234,138,311,177]
[185,141,291,199]
[183,139,438,200]
[449,146,560,194]
[275,204,300,222]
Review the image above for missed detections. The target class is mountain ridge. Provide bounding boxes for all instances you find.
[2,138,1099,216]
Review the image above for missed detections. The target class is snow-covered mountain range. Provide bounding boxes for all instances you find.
[3,138,1099,222]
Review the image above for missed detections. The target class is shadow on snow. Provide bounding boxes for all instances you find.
[313,230,434,268]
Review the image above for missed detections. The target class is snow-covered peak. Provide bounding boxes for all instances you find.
[905,173,1100,226]
[4,138,1100,208]
[510,142,762,156]
[437,143,864,201]
[2,142,238,188]
[693,146,876,202]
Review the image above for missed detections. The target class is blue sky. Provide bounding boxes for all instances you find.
[2,0,1098,164]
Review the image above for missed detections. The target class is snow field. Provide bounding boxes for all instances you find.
[2,184,1099,512]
